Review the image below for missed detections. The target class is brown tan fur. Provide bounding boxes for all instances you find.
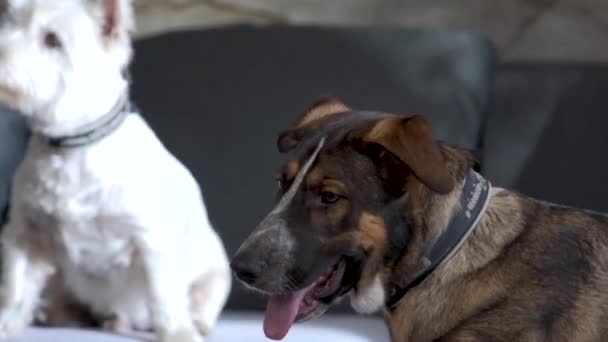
[385,151,608,341]
[313,108,608,341]
[364,116,454,194]
[285,160,300,180]
[353,213,389,293]
[291,98,350,129]
[354,212,388,250]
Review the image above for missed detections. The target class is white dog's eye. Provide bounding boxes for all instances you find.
[42,31,62,50]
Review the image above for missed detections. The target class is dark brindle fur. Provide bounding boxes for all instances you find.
[231,98,608,342]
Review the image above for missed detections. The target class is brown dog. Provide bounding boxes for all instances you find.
[231,98,608,342]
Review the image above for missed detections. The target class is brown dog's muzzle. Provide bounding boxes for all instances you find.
[231,137,327,293]
[230,212,295,291]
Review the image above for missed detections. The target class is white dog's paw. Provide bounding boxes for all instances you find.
[100,312,153,334]
[193,319,211,337]
[157,328,203,342]
[102,317,132,334]
[0,304,32,338]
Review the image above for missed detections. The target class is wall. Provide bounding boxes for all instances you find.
[134,0,608,63]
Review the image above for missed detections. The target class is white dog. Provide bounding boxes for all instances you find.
[0,0,231,341]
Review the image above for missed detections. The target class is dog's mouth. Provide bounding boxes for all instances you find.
[263,258,350,340]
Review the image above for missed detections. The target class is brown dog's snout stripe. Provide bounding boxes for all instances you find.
[235,137,327,255]
[270,136,327,216]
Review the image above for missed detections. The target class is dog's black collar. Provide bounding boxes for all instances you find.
[43,93,132,148]
[386,169,491,309]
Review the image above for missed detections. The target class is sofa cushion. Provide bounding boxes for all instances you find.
[483,64,608,212]
[0,106,28,225]
[131,25,496,310]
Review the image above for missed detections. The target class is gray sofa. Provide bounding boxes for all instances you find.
[1,25,607,341]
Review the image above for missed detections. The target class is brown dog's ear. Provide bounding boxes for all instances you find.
[362,115,454,194]
[277,97,350,153]
[277,130,302,153]
[292,97,350,129]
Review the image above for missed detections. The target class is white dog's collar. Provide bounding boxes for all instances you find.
[43,93,132,148]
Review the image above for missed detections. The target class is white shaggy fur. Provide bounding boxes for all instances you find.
[350,274,385,314]
[0,1,231,341]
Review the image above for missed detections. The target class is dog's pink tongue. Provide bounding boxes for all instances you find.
[264,286,311,340]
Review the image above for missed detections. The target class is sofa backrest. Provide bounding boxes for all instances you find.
[482,64,608,212]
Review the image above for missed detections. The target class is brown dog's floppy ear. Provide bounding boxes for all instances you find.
[290,97,350,129]
[277,130,302,153]
[362,115,454,194]
[277,97,350,153]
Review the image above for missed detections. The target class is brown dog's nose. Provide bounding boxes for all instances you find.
[230,250,265,285]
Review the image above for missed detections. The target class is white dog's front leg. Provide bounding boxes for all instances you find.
[0,222,54,338]
[140,246,201,342]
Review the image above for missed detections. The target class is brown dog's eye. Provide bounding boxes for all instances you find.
[320,191,341,205]
[43,31,62,50]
